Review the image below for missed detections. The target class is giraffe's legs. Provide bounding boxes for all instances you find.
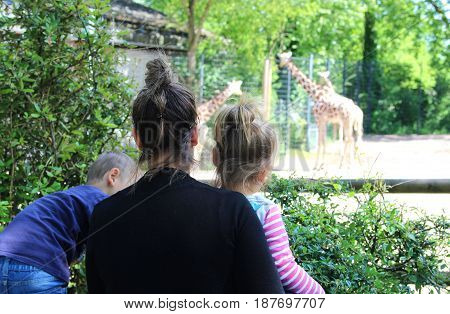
[194,124,209,165]
[339,119,352,169]
[338,122,344,143]
[314,120,327,170]
[336,121,344,157]
[332,123,338,141]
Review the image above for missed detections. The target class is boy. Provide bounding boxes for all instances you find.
[0,152,135,294]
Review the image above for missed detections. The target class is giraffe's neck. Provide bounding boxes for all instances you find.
[197,88,233,123]
[286,61,324,101]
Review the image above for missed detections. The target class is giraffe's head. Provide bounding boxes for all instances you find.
[227,80,243,96]
[318,71,330,79]
[278,52,292,67]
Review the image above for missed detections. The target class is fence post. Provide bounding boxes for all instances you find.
[199,54,204,103]
[286,66,291,157]
[355,61,360,104]
[342,59,347,96]
[366,61,373,133]
[262,58,272,120]
[306,54,314,152]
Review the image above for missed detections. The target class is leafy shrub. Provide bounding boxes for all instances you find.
[67,176,448,294]
[0,0,134,216]
[266,176,449,293]
[0,0,134,293]
[69,261,87,294]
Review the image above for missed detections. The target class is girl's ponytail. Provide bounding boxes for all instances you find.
[213,97,277,191]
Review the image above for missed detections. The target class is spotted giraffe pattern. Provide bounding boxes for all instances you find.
[197,80,243,124]
[195,80,243,165]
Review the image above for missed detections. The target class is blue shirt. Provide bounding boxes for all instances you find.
[0,185,108,282]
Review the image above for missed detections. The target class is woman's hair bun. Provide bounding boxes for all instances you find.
[144,56,174,93]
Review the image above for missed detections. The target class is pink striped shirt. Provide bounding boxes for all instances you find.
[247,193,325,294]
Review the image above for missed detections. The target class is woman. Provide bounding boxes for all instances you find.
[86,57,283,293]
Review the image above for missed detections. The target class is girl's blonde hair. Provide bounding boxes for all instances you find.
[213,97,277,191]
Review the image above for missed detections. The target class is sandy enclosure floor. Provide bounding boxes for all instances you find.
[191,135,450,216]
[271,134,450,179]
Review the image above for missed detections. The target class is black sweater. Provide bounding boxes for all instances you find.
[86,169,284,293]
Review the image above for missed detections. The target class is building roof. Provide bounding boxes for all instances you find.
[107,0,188,52]
[107,0,174,30]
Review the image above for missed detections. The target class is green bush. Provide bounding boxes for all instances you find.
[0,0,134,293]
[0,0,134,219]
[69,261,87,294]
[67,176,448,294]
[266,176,449,294]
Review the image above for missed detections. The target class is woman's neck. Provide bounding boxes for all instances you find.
[146,155,192,174]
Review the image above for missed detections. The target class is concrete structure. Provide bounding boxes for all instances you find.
[106,0,188,90]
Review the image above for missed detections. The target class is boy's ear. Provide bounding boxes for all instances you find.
[190,125,198,147]
[132,128,142,149]
[106,168,121,187]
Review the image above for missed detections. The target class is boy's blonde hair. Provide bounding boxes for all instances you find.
[87,152,135,184]
[213,97,277,191]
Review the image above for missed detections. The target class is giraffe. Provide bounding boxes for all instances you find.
[197,80,243,123]
[319,71,364,154]
[195,80,243,164]
[318,71,342,142]
[279,52,362,169]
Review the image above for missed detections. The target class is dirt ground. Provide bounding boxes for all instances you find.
[272,134,450,179]
[191,134,450,216]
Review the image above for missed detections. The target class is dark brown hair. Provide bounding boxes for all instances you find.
[132,56,197,174]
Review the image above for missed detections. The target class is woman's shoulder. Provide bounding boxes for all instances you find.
[189,179,252,206]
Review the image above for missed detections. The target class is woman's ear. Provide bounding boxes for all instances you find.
[132,127,142,149]
[190,125,198,147]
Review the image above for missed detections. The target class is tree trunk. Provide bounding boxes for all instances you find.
[187,46,197,90]
[185,0,212,91]
[362,10,376,134]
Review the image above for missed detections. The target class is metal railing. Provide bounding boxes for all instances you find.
[199,178,450,193]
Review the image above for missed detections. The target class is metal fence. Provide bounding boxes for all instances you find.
[198,178,450,193]
[170,54,262,103]
[121,50,376,157]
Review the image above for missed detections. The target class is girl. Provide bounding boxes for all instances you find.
[213,99,325,294]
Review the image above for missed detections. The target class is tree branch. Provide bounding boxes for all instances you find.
[187,0,196,48]
[425,0,449,26]
[194,0,212,46]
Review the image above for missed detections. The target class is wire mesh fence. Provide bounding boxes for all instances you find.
[119,48,379,170]
[171,53,262,103]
